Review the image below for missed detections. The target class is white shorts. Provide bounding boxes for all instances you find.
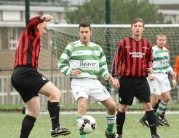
[147,73,171,95]
[71,78,111,101]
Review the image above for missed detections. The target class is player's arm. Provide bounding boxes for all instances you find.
[26,15,52,39]
[58,44,73,76]
[111,41,123,78]
[98,47,111,80]
[111,41,123,89]
[146,43,153,74]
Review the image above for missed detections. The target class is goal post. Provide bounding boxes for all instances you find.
[46,24,179,111]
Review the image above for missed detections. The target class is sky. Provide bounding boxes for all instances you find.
[66,0,179,5]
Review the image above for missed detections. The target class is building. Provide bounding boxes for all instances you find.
[0,1,77,105]
[0,1,77,24]
[156,3,179,24]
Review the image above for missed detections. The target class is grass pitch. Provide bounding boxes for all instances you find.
[1,112,179,138]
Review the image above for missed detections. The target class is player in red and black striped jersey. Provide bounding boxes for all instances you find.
[11,15,71,138]
[112,18,161,138]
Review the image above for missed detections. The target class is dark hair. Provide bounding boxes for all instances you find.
[131,18,145,27]
[79,21,91,31]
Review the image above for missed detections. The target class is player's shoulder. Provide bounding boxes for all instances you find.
[152,45,158,49]
[164,46,169,51]
[142,37,151,44]
[118,37,130,44]
[163,46,169,51]
[90,42,102,49]
[68,40,81,47]
[90,41,100,46]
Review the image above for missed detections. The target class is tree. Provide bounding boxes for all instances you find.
[65,0,164,24]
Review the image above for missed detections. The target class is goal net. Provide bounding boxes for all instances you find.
[46,24,179,111]
[1,24,179,112]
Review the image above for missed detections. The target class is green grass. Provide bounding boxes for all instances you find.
[1,112,179,138]
[1,103,179,111]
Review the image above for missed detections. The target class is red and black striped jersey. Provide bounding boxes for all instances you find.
[112,37,152,78]
[14,15,43,70]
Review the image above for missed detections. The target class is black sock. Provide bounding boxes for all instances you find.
[116,111,125,135]
[146,110,157,135]
[20,115,36,138]
[47,101,60,130]
[153,100,161,113]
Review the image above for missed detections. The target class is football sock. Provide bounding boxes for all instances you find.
[160,108,166,119]
[77,116,86,138]
[153,100,161,113]
[146,110,156,135]
[20,115,36,138]
[155,100,167,118]
[47,101,60,130]
[106,113,116,135]
[116,111,125,135]
[142,114,146,120]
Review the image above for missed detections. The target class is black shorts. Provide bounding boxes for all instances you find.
[118,76,150,105]
[11,66,49,102]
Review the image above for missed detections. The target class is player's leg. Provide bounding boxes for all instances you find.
[155,92,170,117]
[19,97,39,138]
[39,81,71,136]
[142,102,161,138]
[71,79,89,138]
[101,97,117,137]
[153,99,161,113]
[76,97,88,138]
[11,67,42,138]
[140,94,159,127]
[154,76,171,126]
[137,78,161,138]
[115,77,136,138]
[89,79,119,138]
[115,104,127,138]
[155,91,170,126]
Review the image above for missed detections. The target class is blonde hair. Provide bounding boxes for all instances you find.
[154,34,166,45]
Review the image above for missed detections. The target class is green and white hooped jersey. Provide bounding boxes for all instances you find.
[152,45,173,73]
[58,40,111,80]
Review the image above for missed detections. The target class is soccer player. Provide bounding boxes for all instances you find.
[111,18,161,138]
[58,21,119,138]
[11,15,71,138]
[140,34,176,127]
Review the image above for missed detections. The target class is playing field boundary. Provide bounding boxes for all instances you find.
[40,111,179,115]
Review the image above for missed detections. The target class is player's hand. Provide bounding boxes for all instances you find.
[108,76,114,84]
[147,68,153,74]
[148,75,155,81]
[71,70,81,77]
[41,15,53,22]
[112,78,120,89]
[172,79,177,87]
[171,72,176,80]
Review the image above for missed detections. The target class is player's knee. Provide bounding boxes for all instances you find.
[78,101,86,109]
[28,108,40,118]
[119,104,128,112]
[163,97,170,103]
[143,102,153,111]
[108,101,116,112]
[49,90,60,101]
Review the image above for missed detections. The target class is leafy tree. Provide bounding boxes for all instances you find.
[65,0,164,24]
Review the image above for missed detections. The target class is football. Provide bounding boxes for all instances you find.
[77,115,97,134]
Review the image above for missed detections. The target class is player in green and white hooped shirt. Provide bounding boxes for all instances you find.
[58,21,119,138]
[140,34,176,127]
